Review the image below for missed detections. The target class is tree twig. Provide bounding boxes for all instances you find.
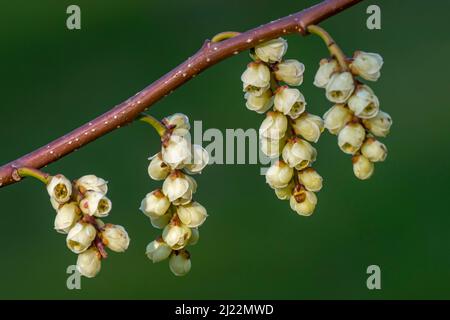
[0,0,363,189]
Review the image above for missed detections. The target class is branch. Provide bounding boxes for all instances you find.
[0,0,363,189]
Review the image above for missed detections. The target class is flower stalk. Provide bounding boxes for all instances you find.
[15,167,50,185]
[138,114,167,137]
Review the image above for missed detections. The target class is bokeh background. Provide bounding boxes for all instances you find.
[0,0,448,299]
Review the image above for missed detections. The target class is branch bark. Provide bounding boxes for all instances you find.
[0,0,362,188]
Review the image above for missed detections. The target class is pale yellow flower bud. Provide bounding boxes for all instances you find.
[162,171,192,203]
[274,87,306,119]
[76,247,101,278]
[348,85,379,119]
[298,168,323,192]
[361,138,387,162]
[291,113,324,143]
[162,134,191,170]
[282,138,317,170]
[66,222,97,254]
[140,189,170,218]
[54,202,81,234]
[79,191,112,218]
[162,219,192,250]
[313,58,339,88]
[146,238,172,263]
[50,197,61,210]
[352,154,374,180]
[241,62,271,96]
[148,153,170,181]
[75,175,108,195]
[362,111,392,137]
[338,122,366,155]
[259,111,288,139]
[169,250,191,277]
[274,181,294,200]
[260,136,286,158]
[101,224,130,253]
[171,175,197,206]
[350,51,383,81]
[47,174,72,204]
[265,160,294,189]
[274,59,305,86]
[289,187,317,216]
[177,202,208,228]
[254,38,288,63]
[325,72,355,103]
[150,210,173,230]
[184,145,209,174]
[188,228,199,246]
[245,89,274,114]
[162,113,190,136]
[323,104,353,135]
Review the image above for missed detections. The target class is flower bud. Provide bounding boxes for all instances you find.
[66,222,97,254]
[79,191,112,217]
[101,224,130,253]
[361,138,387,162]
[362,111,392,137]
[313,58,339,88]
[338,123,366,155]
[162,218,192,250]
[291,113,324,143]
[352,154,374,180]
[254,38,288,63]
[162,113,190,136]
[282,138,317,170]
[169,250,191,277]
[76,247,101,278]
[259,111,288,139]
[274,59,305,86]
[162,171,190,202]
[274,87,306,119]
[177,202,208,228]
[245,89,274,114]
[148,153,170,181]
[241,62,271,96]
[260,136,286,158]
[323,104,353,135]
[325,72,355,103]
[188,228,199,246]
[350,51,383,81]
[150,210,173,229]
[265,160,293,189]
[162,134,191,169]
[184,145,209,174]
[298,168,323,192]
[75,175,108,195]
[54,202,81,234]
[348,85,379,119]
[274,181,294,200]
[50,197,61,210]
[146,238,172,263]
[140,190,170,218]
[47,174,72,204]
[289,187,317,216]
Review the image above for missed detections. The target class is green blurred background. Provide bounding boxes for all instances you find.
[0,0,448,299]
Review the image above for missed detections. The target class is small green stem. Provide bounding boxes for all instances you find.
[138,114,166,137]
[307,25,348,71]
[211,31,240,43]
[16,167,50,185]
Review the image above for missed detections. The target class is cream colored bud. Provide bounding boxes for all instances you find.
[241,62,271,96]
[162,134,191,169]
[140,190,170,218]
[362,111,392,137]
[79,191,112,217]
[352,154,374,180]
[162,172,190,203]
[323,104,353,135]
[245,90,274,114]
[361,138,387,162]
[148,153,170,181]
[274,181,294,200]
[169,250,191,277]
[47,174,72,204]
[171,175,197,206]
[348,85,379,119]
[265,160,293,189]
[50,197,61,210]
[184,145,209,174]
[274,59,305,86]
[260,136,286,158]
[325,72,355,103]
[76,247,101,278]
[162,219,192,250]
[298,168,323,192]
[282,138,317,170]
[54,202,81,234]
[289,188,317,217]
[291,113,324,143]
[188,228,199,246]
[274,87,306,119]
[75,175,108,195]
[254,38,288,63]
[338,123,366,155]
[313,58,339,88]
[150,210,173,230]
[350,51,383,81]
[66,222,97,254]
[146,238,172,263]
[177,202,208,228]
[162,113,190,136]
[101,224,130,253]
[259,111,288,139]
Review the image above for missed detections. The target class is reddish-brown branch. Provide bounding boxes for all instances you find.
[0,0,362,188]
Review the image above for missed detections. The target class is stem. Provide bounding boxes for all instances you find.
[138,114,166,137]
[211,31,241,43]
[15,167,50,185]
[0,0,363,189]
[307,25,348,71]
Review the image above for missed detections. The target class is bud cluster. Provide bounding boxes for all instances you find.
[316,51,392,179]
[47,174,130,278]
[140,113,209,276]
[242,38,324,216]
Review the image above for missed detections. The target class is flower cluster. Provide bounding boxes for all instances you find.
[140,113,209,276]
[316,51,392,179]
[48,174,130,278]
[242,38,324,216]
